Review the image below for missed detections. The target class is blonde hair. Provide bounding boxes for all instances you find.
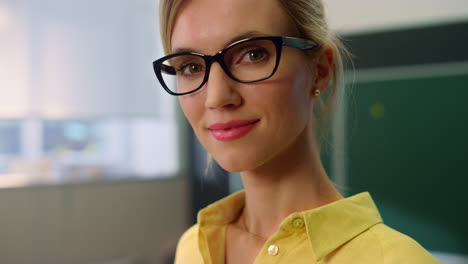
[159,0,350,148]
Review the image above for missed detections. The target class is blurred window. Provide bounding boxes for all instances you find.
[0,0,179,188]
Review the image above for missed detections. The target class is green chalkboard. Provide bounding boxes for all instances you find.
[346,73,468,255]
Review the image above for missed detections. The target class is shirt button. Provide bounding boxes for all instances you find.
[268,244,279,256]
[292,218,305,228]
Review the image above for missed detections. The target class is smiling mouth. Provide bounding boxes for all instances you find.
[208,120,260,141]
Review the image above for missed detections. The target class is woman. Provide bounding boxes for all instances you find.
[153,0,441,263]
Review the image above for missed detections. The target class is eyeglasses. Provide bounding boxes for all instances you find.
[153,36,319,96]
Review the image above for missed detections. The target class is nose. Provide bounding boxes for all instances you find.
[204,63,243,110]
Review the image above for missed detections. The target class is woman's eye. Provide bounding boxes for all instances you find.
[239,48,268,63]
[249,50,266,61]
[179,63,204,75]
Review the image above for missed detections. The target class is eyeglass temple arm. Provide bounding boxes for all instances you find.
[282,37,318,50]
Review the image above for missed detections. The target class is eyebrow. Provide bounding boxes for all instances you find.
[172,30,267,54]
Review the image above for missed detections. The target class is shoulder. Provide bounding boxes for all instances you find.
[174,224,203,264]
[178,224,199,247]
[367,223,441,264]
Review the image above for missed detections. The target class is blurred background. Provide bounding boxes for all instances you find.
[0,0,466,263]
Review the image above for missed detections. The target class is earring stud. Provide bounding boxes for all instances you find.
[314,89,321,96]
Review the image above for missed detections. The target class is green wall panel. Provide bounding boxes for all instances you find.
[346,73,468,254]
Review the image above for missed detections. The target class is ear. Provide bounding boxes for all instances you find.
[311,45,334,97]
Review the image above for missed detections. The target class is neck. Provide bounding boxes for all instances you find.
[238,127,343,238]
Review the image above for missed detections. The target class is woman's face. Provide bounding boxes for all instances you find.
[171,0,321,172]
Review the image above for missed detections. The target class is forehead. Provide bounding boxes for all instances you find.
[170,0,297,54]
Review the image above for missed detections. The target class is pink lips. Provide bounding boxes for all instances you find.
[208,120,260,141]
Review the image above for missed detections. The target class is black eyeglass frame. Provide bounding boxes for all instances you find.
[153,36,319,96]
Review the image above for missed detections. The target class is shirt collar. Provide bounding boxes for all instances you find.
[198,190,383,262]
[301,192,383,260]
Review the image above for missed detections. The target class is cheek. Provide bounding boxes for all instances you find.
[179,96,204,132]
[270,64,313,127]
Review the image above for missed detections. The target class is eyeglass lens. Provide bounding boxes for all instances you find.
[159,39,278,94]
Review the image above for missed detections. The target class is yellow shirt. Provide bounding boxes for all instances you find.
[175,191,441,264]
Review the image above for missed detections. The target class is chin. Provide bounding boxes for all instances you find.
[212,155,250,173]
[200,131,273,173]
[210,147,268,173]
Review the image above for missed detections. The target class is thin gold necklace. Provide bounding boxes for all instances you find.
[231,214,268,241]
